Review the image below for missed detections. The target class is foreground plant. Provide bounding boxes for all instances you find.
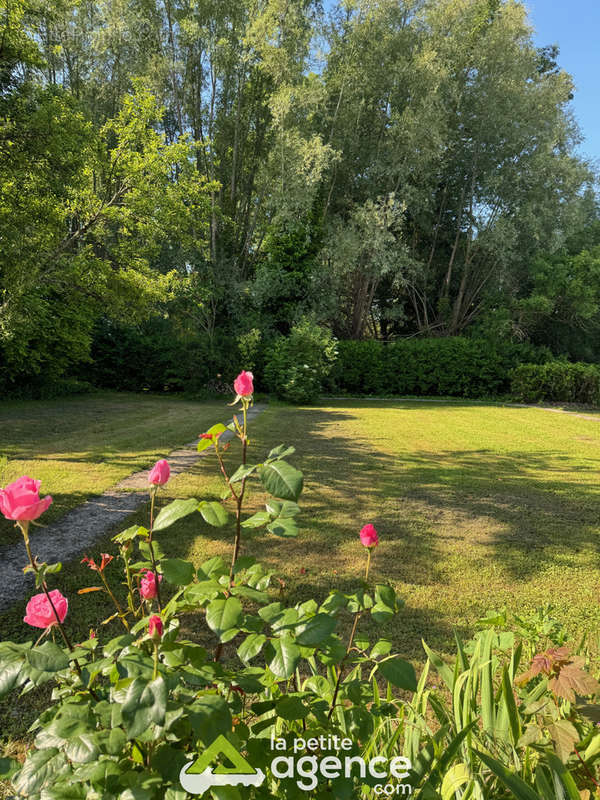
[0,372,412,799]
[1,376,599,797]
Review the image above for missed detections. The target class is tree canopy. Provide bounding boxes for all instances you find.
[0,0,597,392]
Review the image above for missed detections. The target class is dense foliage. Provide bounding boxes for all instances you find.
[331,338,550,398]
[1,0,599,396]
[511,362,600,406]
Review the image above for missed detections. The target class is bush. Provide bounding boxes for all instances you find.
[331,337,551,398]
[511,361,600,405]
[263,317,338,403]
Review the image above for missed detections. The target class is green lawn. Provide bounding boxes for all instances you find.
[2,395,600,741]
[0,391,223,546]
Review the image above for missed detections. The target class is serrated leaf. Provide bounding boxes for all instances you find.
[121,677,167,738]
[153,498,198,532]
[548,719,579,763]
[258,461,303,501]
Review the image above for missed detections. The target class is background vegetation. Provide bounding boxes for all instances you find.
[2,0,600,400]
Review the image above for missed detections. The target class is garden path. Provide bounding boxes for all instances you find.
[0,403,266,610]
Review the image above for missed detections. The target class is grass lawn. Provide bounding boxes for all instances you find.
[0,391,223,548]
[2,395,600,743]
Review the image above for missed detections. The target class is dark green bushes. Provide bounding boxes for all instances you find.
[511,361,600,405]
[331,338,550,398]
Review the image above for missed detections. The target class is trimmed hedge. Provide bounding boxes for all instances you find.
[331,338,550,398]
[511,362,600,405]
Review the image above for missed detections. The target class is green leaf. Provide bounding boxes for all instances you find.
[0,757,19,779]
[113,524,147,544]
[121,677,167,738]
[237,633,267,663]
[375,583,396,610]
[267,517,298,537]
[64,733,100,764]
[371,603,395,624]
[153,498,198,532]
[188,694,232,742]
[198,556,228,580]
[267,636,301,679]
[199,501,230,527]
[14,748,66,795]
[206,598,243,640]
[161,558,195,586]
[230,463,259,483]
[258,461,303,501]
[267,445,296,461]
[378,657,417,691]
[296,614,337,646]
[26,641,70,674]
[545,752,581,800]
[197,423,227,452]
[276,695,309,720]
[475,750,541,800]
[441,763,471,800]
[265,499,301,517]
[241,511,272,529]
[0,642,27,698]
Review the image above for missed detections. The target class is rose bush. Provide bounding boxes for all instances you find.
[1,372,600,798]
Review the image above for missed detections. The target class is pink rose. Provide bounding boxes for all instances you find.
[24,590,68,629]
[149,615,163,640]
[0,476,53,522]
[234,371,254,397]
[140,570,163,599]
[359,523,379,548]
[148,459,170,486]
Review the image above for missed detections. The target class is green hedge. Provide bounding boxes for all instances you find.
[511,361,600,405]
[331,338,550,398]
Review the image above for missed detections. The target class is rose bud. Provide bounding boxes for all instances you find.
[140,570,163,599]
[359,523,379,548]
[148,459,170,486]
[148,615,163,640]
[233,370,254,397]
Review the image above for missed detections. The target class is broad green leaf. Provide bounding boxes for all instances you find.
[241,511,272,529]
[237,633,267,663]
[13,748,66,795]
[199,501,230,527]
[267,517,298,537]
[371,603,395,624]
[265,499,300,517]
[267,636,301,678]
[153,498,198,532]
[161,558,195,586]
[206,598,243,640]
[121,677,167,738]
[374,584,396,610]
[276,695,309,720]
[113,524,147,544]
[26,641,70,674]
[0,642,27,698]
[188,694,232,742]
[378,657,417,691]
[258,461,303,501]
[296,614,337,646]
[64,733,100,764]
[198,556,228,580]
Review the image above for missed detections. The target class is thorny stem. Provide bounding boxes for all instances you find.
[229,401,248,586]
[327,547,374,721]
[148,489,163,613]
[19,522,99,700]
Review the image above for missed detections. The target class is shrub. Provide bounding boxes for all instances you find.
[332,337,551,398]
[263,317,338,403]
[511,361,600,405]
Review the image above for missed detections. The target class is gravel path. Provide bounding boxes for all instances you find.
[0,403,266,611]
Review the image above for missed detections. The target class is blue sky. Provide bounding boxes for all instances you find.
[526,0,600,164]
